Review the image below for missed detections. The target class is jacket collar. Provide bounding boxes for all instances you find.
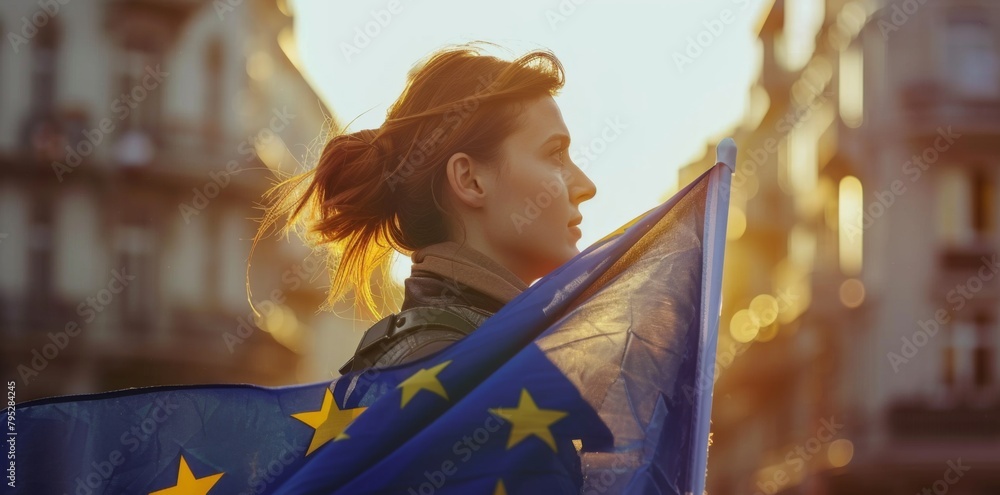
[400,241,529,314]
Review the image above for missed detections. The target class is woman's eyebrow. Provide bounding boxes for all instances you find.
[540,133,571,148]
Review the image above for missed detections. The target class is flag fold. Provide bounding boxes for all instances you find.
[10,138,736,495]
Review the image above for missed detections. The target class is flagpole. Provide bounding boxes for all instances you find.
[689,137,736,495]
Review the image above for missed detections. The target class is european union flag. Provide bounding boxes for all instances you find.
[10,139,736,495]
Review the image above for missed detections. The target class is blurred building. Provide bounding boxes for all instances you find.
[679,0,1000,493]
[0,0,376,403]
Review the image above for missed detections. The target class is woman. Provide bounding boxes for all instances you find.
[253,42,597,372]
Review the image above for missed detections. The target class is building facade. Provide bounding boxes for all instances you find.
[0,0,372,402]
[680,0,1000,493]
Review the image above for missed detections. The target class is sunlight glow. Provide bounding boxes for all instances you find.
[839,45,864,128]
[292,0,771,284]
[838,176,863,276]
[777,0,825,71]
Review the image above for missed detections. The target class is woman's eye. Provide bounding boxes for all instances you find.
[553,148,567,164]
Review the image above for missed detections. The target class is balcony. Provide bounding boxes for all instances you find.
[930,240,1000,305]
[900,80,1000,143]
[887,398,1000,439]
[939,241,997,271]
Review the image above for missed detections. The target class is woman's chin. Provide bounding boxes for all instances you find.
[567,244,581,259]
[553,244,580,268]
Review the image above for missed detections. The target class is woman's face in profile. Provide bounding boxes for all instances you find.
[484,95,598,282]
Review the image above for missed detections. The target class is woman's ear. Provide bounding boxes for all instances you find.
[445,152,489,209]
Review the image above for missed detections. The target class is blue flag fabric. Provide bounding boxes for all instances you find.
[9,139,735,495]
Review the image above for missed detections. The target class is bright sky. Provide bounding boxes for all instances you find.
[291,0,771,283]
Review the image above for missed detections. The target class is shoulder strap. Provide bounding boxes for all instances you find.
[338,306,487,375]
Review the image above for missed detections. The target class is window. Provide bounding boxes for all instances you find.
[32,22,59,112]
[107,3,174,163]
[218,209,250,312]
[971,169,994,236]
[117,47,163,134]
[23,22,62,157]
[27,198,54,327]
[112,46,163,167]
[974,321,994,389]
[115,217,157,334]
[204,39,224,151]
[0,188,30,332]
[935,167,993,247]
[945,10,999,98]
[0,18,3,119]
[943,313,995,395]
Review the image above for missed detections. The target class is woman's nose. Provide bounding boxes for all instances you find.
[569,164,597,205]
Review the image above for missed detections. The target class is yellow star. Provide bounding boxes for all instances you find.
[489,388,568,452]
[148,455,223,495]
[291,388,366,455]
[397,360,452,408]
[494,479,507,495]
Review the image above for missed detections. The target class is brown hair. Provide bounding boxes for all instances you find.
[250,43,566,320]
